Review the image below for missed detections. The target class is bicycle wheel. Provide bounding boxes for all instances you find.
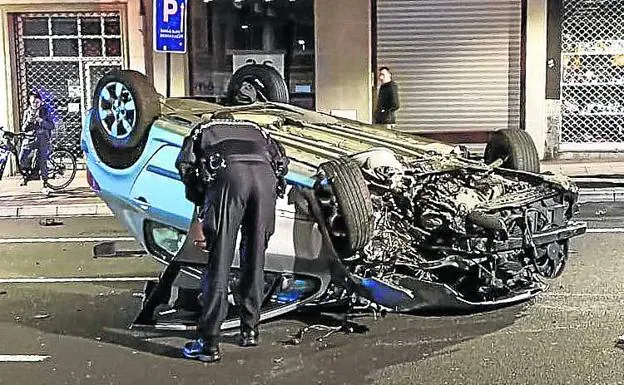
[46,149,77,190]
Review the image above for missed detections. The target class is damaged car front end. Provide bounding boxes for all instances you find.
[308,148,586,312]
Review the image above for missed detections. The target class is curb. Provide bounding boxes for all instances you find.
[0,188,620,219]
[0,203,113,218]
[578,188,624,203]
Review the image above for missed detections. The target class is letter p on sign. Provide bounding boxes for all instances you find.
[163,0,178,23]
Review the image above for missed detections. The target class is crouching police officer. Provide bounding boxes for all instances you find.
[175,113,289,363]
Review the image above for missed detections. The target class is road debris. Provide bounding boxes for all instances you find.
[39,218,64,227]
[287,320,369,345]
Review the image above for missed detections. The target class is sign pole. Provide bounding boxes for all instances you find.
[166,52,171,98]
[153,0,187,98]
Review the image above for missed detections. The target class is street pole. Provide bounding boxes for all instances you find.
[166,52,171,98]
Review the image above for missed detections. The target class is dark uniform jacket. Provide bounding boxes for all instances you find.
[175,120,289,206]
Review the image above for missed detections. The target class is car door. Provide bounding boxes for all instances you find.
[129,143,195,231]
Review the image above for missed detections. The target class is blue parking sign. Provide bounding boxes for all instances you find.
[153,0,187,53]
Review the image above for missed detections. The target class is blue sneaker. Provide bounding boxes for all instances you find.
[181,338,221,362]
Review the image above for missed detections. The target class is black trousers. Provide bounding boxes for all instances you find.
[198,160,277,339]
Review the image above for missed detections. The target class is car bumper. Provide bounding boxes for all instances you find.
[492,221,587,252]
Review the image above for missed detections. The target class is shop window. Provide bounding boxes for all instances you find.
[82,39,102,56]
[105,38,121,56]
[52,39,78,56]
[81,18,102,35]
[104,17,120,35]
[51,17,78,35]
[24,39,49,56]
[22,18,48,36]
[189,0,315,109]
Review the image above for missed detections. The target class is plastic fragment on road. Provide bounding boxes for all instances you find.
[39,218,64,226]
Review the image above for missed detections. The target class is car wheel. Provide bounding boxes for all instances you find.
[484,129,540,173]
[90,70,161,169]
[227,64,289,105]
[319,157,374,257]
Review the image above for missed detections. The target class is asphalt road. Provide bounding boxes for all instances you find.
[0,207,623,385]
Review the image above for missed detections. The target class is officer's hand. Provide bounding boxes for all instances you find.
[276,177,287,198]
[178,164,195,178]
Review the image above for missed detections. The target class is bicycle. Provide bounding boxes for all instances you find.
[0,127,77,191]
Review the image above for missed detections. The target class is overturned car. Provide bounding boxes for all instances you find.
[81,69,586,330]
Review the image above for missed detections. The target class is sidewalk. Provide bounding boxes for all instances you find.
[0,169,112,218]
[542,160,624,202]
[1,159,624,219]
[541,159,624,178]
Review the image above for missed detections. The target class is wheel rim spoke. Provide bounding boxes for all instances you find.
[98,108,112,125]
[115,83,123,99]
[110,120,119,137]
[125,99,136,113]
[100,87,112,102]
[121,118,132,135]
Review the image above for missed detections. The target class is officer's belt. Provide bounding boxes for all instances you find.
[224,154,271,163]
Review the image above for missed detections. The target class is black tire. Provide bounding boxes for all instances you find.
[90,70,160,169]
[46,148,77,190]
[227,64,289,105]
[484,129,540,173]
[319,157,374,256]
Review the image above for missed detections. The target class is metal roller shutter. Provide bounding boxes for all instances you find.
[376,0,522,134]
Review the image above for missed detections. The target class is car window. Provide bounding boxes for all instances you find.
[144,220,187,260]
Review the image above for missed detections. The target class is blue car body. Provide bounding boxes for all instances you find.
[82,109,193,240]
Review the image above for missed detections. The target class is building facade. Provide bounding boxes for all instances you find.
[0,0,616,162]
